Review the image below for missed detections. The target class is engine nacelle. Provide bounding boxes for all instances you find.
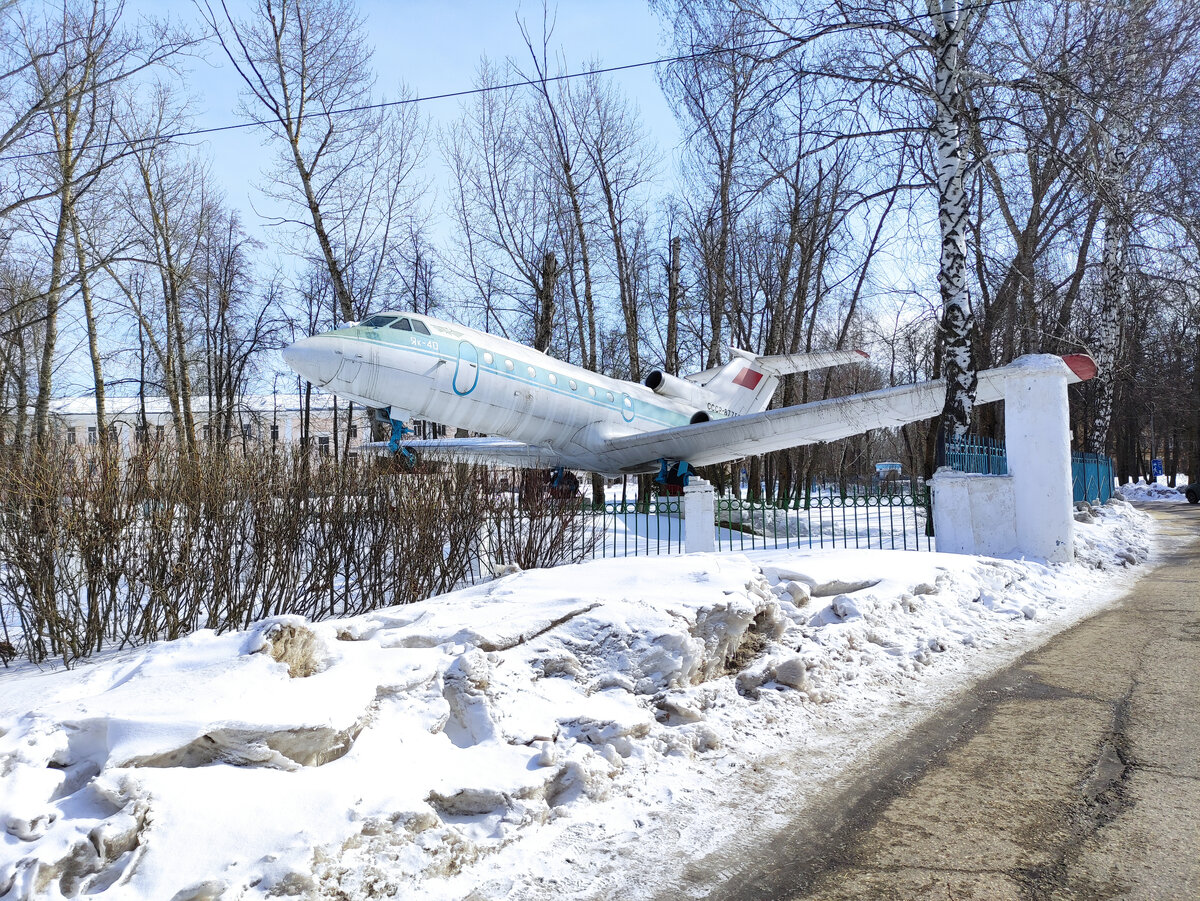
[644,369,713,410]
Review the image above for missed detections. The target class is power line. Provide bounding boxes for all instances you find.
[0,0,1023,164]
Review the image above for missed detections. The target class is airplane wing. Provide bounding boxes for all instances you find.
[603,354,1097,472]
[365,436,564,468]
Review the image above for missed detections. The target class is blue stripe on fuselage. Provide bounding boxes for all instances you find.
[331,328,689,429]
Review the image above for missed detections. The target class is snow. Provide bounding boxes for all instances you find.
[1114,478,1190,503]
[0,499,1159,900]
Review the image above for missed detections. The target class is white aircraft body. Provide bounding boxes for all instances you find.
[282,311,1097,476]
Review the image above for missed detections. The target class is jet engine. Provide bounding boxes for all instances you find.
[644,369,713,410]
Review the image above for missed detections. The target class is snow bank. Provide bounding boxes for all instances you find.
[1114,480,1189,503]
[0,500,1154,900]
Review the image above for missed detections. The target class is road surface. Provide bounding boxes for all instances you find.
[687,502,1200,901]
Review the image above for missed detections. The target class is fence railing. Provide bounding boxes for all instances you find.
[1071,452,1115,504]
[563,483,933,559]
[944,435,1008,474]
[712,487,933,552]
[587,498,685,558]
[943,434,1114,504]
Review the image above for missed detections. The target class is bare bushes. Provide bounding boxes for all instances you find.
[0,447,593,666]
[482,475,602,573]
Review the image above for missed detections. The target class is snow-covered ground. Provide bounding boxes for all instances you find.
[1115,478,1190,503]
[0,498,1163,900]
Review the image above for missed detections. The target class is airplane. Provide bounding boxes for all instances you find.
[281,310,1097,480]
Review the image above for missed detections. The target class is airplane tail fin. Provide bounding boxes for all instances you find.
[694,347,870,417]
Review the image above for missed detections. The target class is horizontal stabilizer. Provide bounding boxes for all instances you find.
[728,347,870,376]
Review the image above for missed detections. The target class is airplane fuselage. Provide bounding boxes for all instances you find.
[283,312,706,472]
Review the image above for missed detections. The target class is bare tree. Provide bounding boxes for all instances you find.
[444,57,568,347]
[198,0,427,325]
[18,0,191,448]
[573,70,660,380]
[657,0,778,369]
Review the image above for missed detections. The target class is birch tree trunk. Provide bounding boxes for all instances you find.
[930,0,978,444]
[1088,131,1131,454]
[69,209,109,452]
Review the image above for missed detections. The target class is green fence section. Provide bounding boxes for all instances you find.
[575,484,933,558]
[944,435,1008,475]
[712,485,933,553]
[585,498,684,558]
[944,434,1114,504]
[1071,452,1115,504]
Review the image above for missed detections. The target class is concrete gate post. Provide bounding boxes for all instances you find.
[684,478,716,554]
[1004,355,1076,563]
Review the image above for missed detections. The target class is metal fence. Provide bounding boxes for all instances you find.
[572,483,933,558]
[944,435,1008,474]
[1072,452,1115,503]
[587,498,685,558]
[712,487,933,552]
[943,435,1114,504]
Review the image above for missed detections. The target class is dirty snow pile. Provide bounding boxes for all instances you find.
[1114,479,1189,503]
[0,499,1154,900]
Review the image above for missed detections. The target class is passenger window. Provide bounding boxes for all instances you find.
[548,373,558,385]
[505,359,515,372]
[606,391,615,402]
[412,320,431,335]
[484,352,494,365]
[527,366,536,378]
[569,379,578,391]
[360,315,397,328]
[389,318,412,331]
[588,386,597,397]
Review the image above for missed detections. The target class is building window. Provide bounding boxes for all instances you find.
[203,425,212,442]
[87,427,97,446]
[135,426,147,443]
[271,424,279,441]
[241,423,252,439]
[318,436,330,455]
[67,427,76,445]
[156,425,165,440]
[348,425,358,439]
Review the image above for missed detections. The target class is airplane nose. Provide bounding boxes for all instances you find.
[282,337,341,386]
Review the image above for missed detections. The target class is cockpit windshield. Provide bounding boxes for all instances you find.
[359,315,398,328]
[390,318,412,331]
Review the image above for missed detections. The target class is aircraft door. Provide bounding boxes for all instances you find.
[453,340,480,395]
[336,357,362,385]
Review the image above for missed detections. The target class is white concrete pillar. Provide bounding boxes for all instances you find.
[1004,355,1075,563]
[684,478,716,554]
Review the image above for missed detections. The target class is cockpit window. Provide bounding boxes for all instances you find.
[359,315,397,328]
[411,320,431,335]
[389,318,413,331]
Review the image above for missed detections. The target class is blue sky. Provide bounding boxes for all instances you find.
[140,1,682,241]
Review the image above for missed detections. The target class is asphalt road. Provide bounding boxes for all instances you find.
[701,502,1200,901]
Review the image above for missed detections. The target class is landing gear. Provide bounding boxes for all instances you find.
[655,459,694,496]
[389,419,417,469]
[547,467,580,499]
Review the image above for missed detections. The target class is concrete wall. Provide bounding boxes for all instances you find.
[932,355,1075,563]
